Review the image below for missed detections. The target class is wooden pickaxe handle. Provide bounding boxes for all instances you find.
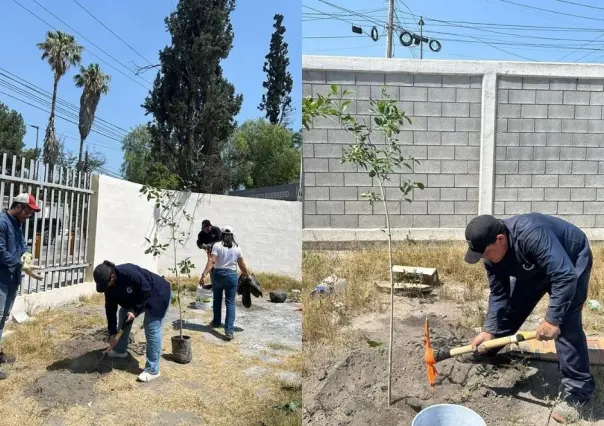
[433,331,537,362]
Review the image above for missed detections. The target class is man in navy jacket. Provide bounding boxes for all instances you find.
[464,213,593,424]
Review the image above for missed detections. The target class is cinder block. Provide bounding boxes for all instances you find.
[551,78,577,90]
[597,189,604,200]
[560,214,595,227]
[304,201,316,215]
[414,74,442,87]
[548,105,575,119]
[303,143,314,158]
[371,85,399,100]
[428,174,456,187]
[576,106,602,119]
[586,175,604,187]
[389,215,414,227]
[303,83,312,97]
[329,159,357,173]
[443,75,471,88]
[326,71,355,84]
[545,188,570,201]
[372,201,401,215]
[505,202,532,214]
[496,133,520,146]
[314,144,343,158]
[495,160,519,174]
[535,119,562,133]
[471,76,483,88]
[414,131,441,145]
[356,72,385,85]
[428,88,456,102]
[442,102,469,117]
[440,188,467,201]
[564,91,590,105]
[523,77,550,90]
[455,174,479,188]
[331,187,359,201]
[562,120,589,133]
[428,146,455,160]
[305,173,316,186]
[558,202,583,214]
[519,161,545,175]
[455,146,480,160]
[536,91,563,105]
[467,188,479,200]
[560,175,585,187]
[454,201,478,214]
[577,79,604,91]
[571,188,597,201]
[400,87,428,101]
[534,147,560,160]
[304,129,328,144]
[598,162,604,174]
[456,88,481,103]
[468,161,479,173]
[496,146,506,159]
[406,117,428,131]
[304,214,330,228]
[456,118,481,132]
[328,129,355,144]
[330,215,360,228]
[386,73,414,86]
[532,201,558,214]
[506,175,532,187]
[586,148,604,160]
[303,70,326,83]
[573,161,598,174]
[469,132,481,146]
[414,159,441,174]
[413,215,440,228]
[441,161,468,174]
[316,173,344,187]
[305,187,330,201]
[442,132,469,146]
[521,104,548,118]
[509,90,536,104]
[495,188,518,201]
[520,133,547,146]
[359,215,385,228]
[439,215,467,227]
[344,173,371,186]
[588,120,604,133]
[428,117,456,132]
[414,102,442,117]
[403,145,428,160]
[508,119,535,132]
[533,175,559,187]
[546,161,572,174]
[499,76,523,89]
[590,92,604,105]
[428,201,455,214]
[401,200,428,214]
[547,133,573,146]
[341,84,371,100]
[495,175,506,187]
[498,104,521,118]
[499,90,509,103]
[317,201,345,214]
[584,202,604,214]
[518,188,545,201]
[494,202,505,214]
[506,147,534,160]
[561,147,587,160]
[497,118,508,132]
[304,158,329,172]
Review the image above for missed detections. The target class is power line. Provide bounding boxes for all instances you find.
[496,0,604,23]
[553,0,604,12]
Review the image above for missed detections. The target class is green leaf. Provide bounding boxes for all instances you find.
[369,170,376,178]
[367,339,384,348]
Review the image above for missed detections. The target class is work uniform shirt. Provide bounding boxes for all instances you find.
[483,213,591,332]
[196,226,222,248]
[104,263,171,335]
[0,211,27,287]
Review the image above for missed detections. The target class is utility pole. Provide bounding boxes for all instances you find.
[419,16,425,59]
[30,124,39,180]
[386,0,394,58]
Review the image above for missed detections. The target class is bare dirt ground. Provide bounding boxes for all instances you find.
[0,294,302,426]
[303,289,604,426]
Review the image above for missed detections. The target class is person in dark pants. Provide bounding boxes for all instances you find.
[0,193,42,380]
[93,260,172,382]
[464,213,594,424]
[199,225,249,341]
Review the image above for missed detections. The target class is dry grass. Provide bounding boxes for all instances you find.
[168,273,302,294]
[302,241,604,342]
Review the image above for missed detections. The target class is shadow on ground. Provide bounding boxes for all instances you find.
[46,348,142,375]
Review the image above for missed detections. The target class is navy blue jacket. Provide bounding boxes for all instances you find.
[0,211,27,287]
[483,213,592,332]
[104,263,171,335]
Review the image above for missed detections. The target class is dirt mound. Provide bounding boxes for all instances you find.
[304,313,559,426]
[25,371,98,409]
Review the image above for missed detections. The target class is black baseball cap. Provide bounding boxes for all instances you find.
[202,219,211,227]
[464,215,506,264]
[93,262,113,292]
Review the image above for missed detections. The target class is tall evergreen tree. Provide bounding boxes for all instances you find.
[143,0,242,193]
[259,14,293,126]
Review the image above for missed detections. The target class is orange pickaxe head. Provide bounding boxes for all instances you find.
[424,318,437,388]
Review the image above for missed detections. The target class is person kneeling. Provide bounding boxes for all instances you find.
[93,260,172,382]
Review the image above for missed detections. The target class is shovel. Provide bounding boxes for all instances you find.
[424,318,537,388]
[94,319,133,371]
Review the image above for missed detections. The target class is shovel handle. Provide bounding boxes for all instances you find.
[448,331,537,357]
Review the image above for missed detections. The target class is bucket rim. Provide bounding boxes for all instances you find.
[412,403,486,426]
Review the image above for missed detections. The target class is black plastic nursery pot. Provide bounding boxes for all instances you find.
[171,335,192,364]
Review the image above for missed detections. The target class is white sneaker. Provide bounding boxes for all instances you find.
[137,371,160,382]
[107,350,128,358]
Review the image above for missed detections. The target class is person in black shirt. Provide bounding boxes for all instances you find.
[93,260,172,382]
[196,219,222,253]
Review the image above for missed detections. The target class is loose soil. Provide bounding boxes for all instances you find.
[303,293,604,425]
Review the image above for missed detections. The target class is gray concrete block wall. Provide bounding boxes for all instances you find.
[302,70,481,228]
[494,76,604,227]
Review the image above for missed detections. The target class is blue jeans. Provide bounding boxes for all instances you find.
[212,268,238,334]
[114,304,168,375]
[0,281,18,344]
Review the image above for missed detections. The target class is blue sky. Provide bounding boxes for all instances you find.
[303,0,604,62]
[0,0,301,176]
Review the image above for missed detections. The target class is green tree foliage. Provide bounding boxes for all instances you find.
[226,118,300,190]
[36,30,83,165]
[0,101,26,156]
[143,0,242,194]
[74,63,110,170]
[259,14,293,126]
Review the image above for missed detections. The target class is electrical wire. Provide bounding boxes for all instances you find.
[496,0,604,23]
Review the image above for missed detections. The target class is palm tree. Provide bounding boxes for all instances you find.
[74,64,110,170]
[37,31,83,166]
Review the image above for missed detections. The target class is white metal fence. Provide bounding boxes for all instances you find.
[0,153,92,295]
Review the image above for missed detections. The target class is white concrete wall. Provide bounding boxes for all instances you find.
[89,175,302,280]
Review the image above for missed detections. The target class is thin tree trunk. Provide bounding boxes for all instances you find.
[50,75,59,122]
